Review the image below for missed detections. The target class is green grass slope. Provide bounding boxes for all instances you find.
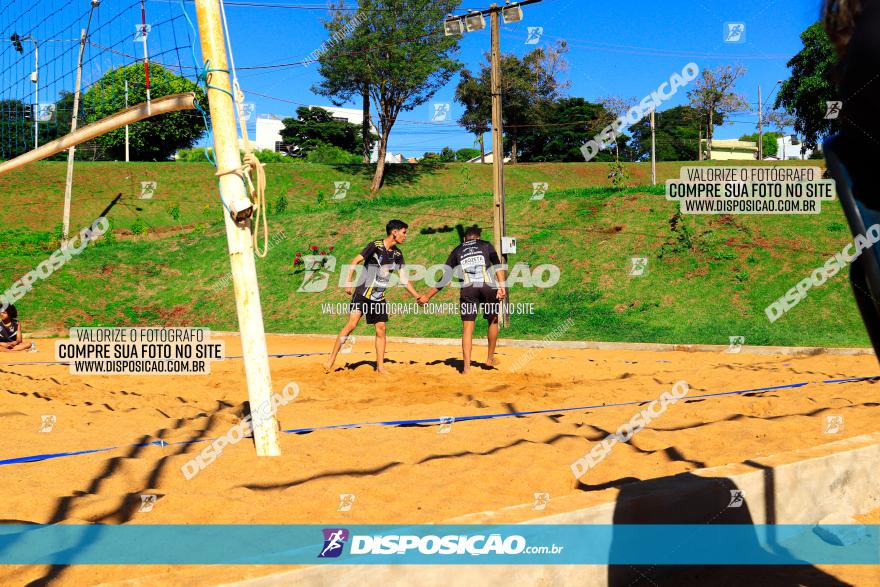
[0,160,867,348]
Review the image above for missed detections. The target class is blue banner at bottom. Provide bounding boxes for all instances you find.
[0,524,877,565]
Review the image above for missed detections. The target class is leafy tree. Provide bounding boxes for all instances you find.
[279,106,369,157]
[81,63,205,160]
[456,41,570,164]
[628,105,719,161]
[312,1,374,163]
[688,65,748,159]
[739,132,781,157]
[455,69,491,163]
[774,22,837,152]
[0,99,34,159]
[314,0,463,194]
[438,146,456,162]
[455,147,480,161]
[516,97,616,162]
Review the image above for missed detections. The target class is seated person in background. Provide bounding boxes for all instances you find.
[0,305,33,352]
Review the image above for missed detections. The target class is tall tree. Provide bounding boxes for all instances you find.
[740,132,781,157]
[597,95,637,162]
[279,106,371,157]
[312,2,374,163]
[455,68,490,163]
[688,65,748,159]
[81,63,205,161]
[629,105,718,162]
[773,22,837,152]
[314,0,462,194]
[516,97,615,162]
[455,41,569,164]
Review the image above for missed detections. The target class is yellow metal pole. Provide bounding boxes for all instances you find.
[195,0,281,456]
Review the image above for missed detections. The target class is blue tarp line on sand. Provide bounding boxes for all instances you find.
[0,352,329,366]
[0,376,877,467]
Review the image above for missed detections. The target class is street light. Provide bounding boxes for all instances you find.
[464,11,486,32]
[10,32,39,149]
[443,16,466,36]
[502,5,524,23]
[441,0,544,328]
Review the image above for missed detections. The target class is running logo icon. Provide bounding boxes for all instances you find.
[337,493,356,512]
[728,490,745,508]
[298,255,337,293]
[134,24,151,42]
[630,257,648,277]
[39,415,56,433]
[526,27,544,45]
[333,181,350,200]
[318,528,349,558]
[439,416,455,434]
[727,336,745,353]
[432,103,451,122]
[340,335,356,355]
[825,101,843,120]
[138,494,157,513]
[37,104,56,122]
[140,181,157,200]
[531,182,549,201]
[533,492,550,511]
[239,103,255,122]
[724,23,745,43]
[825,415,844,434]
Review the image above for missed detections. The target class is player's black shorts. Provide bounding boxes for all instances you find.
[349,293,388,324]
[460,285,500,321]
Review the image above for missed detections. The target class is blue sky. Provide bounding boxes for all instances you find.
[2,0,824,157]
[225,0,823,156]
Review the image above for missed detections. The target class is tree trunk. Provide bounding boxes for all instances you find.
[510,131,517,164]
[362,83,371,164]
[698,125,703,161]
[707,110,714,160]
[370,129,390,195]
[479,132,485,163]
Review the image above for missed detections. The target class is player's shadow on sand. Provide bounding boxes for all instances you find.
[334,358,402,372]
[426,357,496,373]
[9,401,236,587]
[605,472,849,586]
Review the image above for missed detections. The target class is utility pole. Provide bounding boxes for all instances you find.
[32,41,39,149]
[141,0,152,114]
[125,79,130,162]
[488,5,509,327]
[757,84,763,160]
[195,0,281,457]
[650,109,656,185]
[445,0,542,328]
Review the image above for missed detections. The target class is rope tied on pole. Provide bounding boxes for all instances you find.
[214,151,269,257]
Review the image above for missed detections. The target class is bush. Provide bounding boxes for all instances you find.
[175,148,213,162]
[305,143,362,164]
[273,193,288,214]
[175,147,292,164]
[130,217,147,236]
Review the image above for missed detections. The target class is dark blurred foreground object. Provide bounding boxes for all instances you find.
[822,0,880,362]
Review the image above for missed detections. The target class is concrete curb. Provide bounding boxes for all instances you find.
[215,332,876,357]
[219,432,880,587]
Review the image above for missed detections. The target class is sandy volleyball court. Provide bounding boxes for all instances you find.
[1,335,878,585]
